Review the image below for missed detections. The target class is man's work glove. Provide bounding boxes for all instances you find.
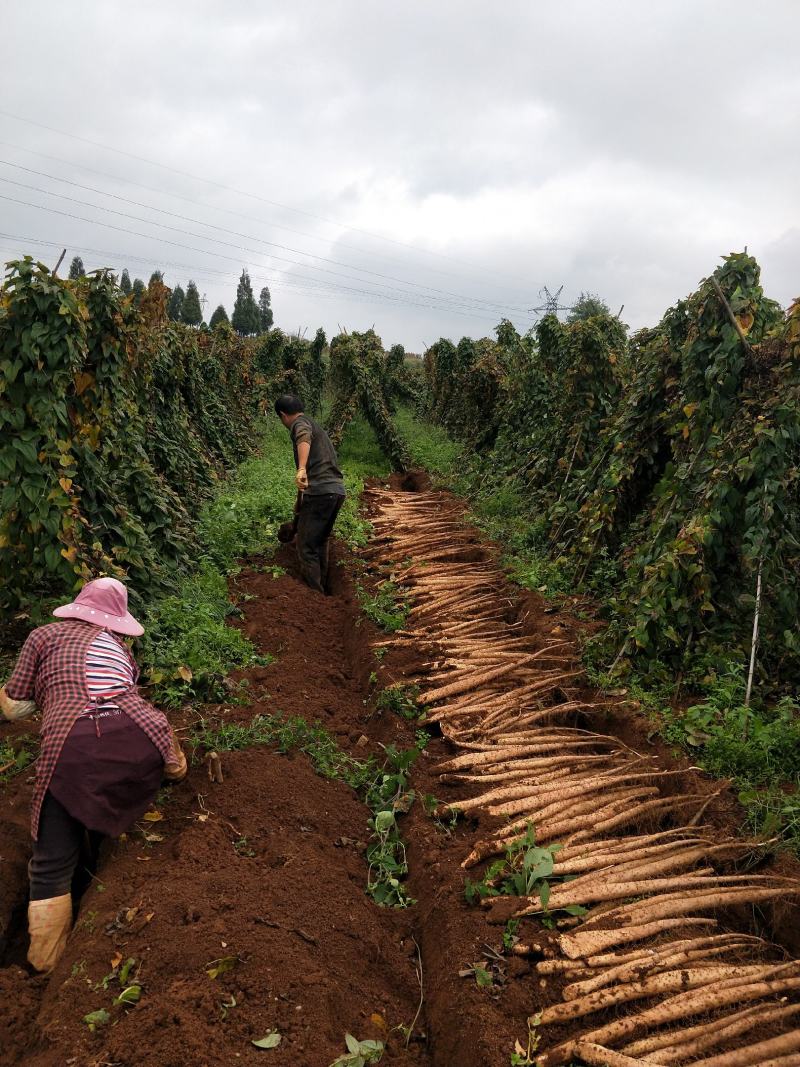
[295,467,309,491]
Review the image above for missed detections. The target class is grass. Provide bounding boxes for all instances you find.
[394,406,460,476]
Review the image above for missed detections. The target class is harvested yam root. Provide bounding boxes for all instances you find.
[369,488,800,1067]
[622,1001,800,1061]
[575,1044,652,1067]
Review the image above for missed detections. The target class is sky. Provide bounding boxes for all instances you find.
[1,1,798,351]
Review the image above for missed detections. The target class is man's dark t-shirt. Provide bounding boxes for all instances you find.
[290,416,346,497]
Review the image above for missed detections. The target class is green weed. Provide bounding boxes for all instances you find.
[375,684,421,720]
[330,1034,384,1067]
[0,735,35,782]
[464,824,585,918]
[357,580,409,632]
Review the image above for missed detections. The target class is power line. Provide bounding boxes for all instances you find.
[0,159,530,317]
[0,108,535,290]
[0,177,533,322]
[0,222,533,326]
[0,137,532,299]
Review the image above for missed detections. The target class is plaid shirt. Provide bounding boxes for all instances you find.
[5,620,174,840]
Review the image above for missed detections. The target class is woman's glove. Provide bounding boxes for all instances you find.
[0,686,36,721]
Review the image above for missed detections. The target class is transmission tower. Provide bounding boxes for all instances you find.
[529,285,574,319]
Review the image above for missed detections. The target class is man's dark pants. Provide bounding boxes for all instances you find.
[296,493,345,593]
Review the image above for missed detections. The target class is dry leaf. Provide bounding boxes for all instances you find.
[142,811,163,822]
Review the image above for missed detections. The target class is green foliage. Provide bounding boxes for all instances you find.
[654,663,800,848]
[357,580,409,632]
[68,255,85,280]
[375,684,421,720]
[0,260,259,624]
[181,280,203,327]
[258,285,273,332]
[330,1034,384,1067]
[140,565,270,706]
[119,268,132,296]
[131,278,145,305]
[567,291,612,322]
[328,330,410,470]
[232,269,261,337]
[0,735,36,782]
[394,406,460,476]
[464,825,585,918]
[209,304,228,329]
[167,284,185,322]
[365,743,421,907]
[423,253,800,689]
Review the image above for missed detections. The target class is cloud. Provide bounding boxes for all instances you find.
[1,0,797,349]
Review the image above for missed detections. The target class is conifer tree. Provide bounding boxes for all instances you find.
[209,304,229,329]
[148,270,164,287]
[68,255,85,280]
[120,269,132,295]
[232,269,260,336]
[181,280,203,326]
[167,284,185,322]
[131,278,145,305]
[258,285,273,332]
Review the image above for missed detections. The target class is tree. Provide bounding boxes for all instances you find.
[209,304,229,329]
[120,269,132,295]
[258,286,273,332]
[131,278,145,305]
[567,292,611,322]
[68,256,85,280]
[148,270,164,287]
[167,284,185,322]
[181,280,203,326]
[232,269,261,336]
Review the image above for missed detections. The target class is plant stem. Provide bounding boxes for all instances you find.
[743,554,764,728]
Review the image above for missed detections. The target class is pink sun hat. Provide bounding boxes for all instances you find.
[53,577,144,637]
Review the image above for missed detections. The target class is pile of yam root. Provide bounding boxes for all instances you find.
[368,488,800,1067]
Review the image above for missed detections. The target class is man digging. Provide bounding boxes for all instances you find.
[274,395,346,594]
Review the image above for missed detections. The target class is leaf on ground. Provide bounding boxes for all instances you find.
[206,955,239,979]
[252,1031,281,1049]
[142,811,163,822]
[113,984,141,1006]
[345,1034,361,1054]
[83,1009,110,1029]
[177,665,193,682]
[369,1012,388,1033]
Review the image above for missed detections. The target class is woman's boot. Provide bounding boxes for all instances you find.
[27,894,72,973]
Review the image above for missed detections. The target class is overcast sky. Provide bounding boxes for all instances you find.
[1,1,798,350]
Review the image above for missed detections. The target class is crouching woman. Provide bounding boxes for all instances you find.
[0,577,187,973]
